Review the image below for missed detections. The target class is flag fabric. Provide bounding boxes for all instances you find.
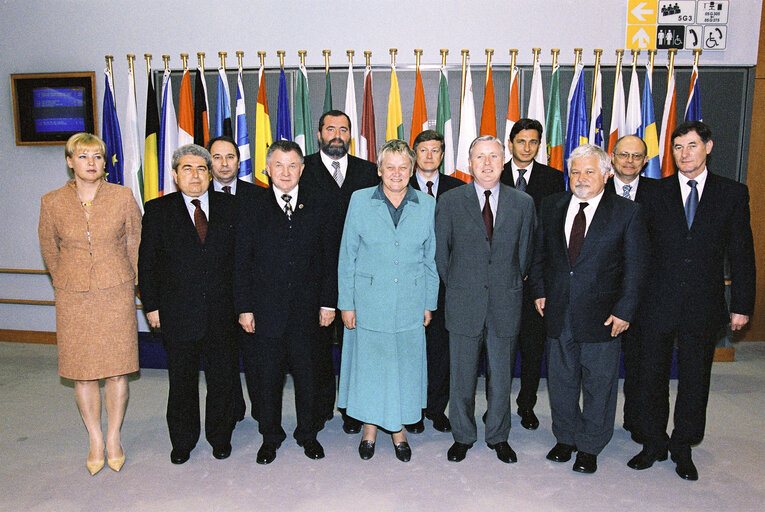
[503,67,520,162]
[607,62,626,154]
[360,65,377,163]
[479,64,496,137]
[294,64,314,157]
[588,67,604,149]
[254,65,272,187]
[177,69,194,146]
[344,63,359,156]
[143,73,160,203]
[235,67,252,182]
[565,62,589,184]
[123,68,144,212]
[323,69,332,114]
[527,56,547,164]
[436,64,455,176]
[215,68,232,137]
[386,65,404,141]
[102,70,123,185]
[410,67,428,145]
[685,61,702,121]
[159,69,178,195]
[625,63,642,136]
[193,67,210,147]
[658,65,677,177]
[454,59,476,183]
[276,67,292,141]
[639,65,661,179]
[546,63,564,171]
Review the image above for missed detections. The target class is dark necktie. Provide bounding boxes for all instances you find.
[516,168,528,192]
[426,180,434,197]
[482,190,493,244]
[568,201,588,266]
[331,161,344,187]
[622,184,632,199]
[282,193,293,220]
[685,179,698,228]
[191,199,208,244]
[222,185,232,194]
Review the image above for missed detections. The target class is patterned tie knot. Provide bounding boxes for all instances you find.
[331,160,343,187]
[282,193,292,204]
[191,199,201,208]
[622,184,632,198]
[518,168,527,177]
[222,185,231,194]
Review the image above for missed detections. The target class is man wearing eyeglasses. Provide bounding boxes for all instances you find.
[607,135,658,445]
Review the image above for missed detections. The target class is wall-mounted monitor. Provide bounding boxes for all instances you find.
[11,72,97,145]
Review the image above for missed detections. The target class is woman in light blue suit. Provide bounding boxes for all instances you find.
[337,139,439,462]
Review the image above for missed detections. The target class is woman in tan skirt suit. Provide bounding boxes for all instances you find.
[38,133,142,475]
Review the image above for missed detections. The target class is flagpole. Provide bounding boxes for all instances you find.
[573,48,582,69]
[144,54,152,78]
[323,49,331,73]
[692,48,702,67]
[180,53,188,72]
[389,48,397,68]
[440,49,448,67]
[236,51,244,71]
[127,54,136,100]
[219,51,227,72]
[277,50,285,70]
[531,47,541,70]
[348,49,355,66]
[298,50,306,67]
[162,55,170,73]
[613,48,624,105]
[631,49,640,73]
[647,49,656,76]
[364,51,372,68]
[485,49,493,85]
[551,48,559,70]
[591,49,602,122]
[258,51,266,69]
[509,49,517,76]
[105,55,115,92]
[414,49,422,71]
[197,52,206,74]
[667,49,676,95]
[459,49,468,120]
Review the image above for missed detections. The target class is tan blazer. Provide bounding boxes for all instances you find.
[38,180,142,291]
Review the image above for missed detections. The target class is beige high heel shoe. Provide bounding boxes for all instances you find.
[86,456,105,475]
[107,446,125,472]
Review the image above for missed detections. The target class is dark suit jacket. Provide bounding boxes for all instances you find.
[435,182,536,337]
[234,178,260,200]
[605,175,659,204]
[408,172,465,200]
[500,160,566,210]
[299,152,379,223]
[639,172,756,334]
[234,184,341,339]
[529,191,649,343]
[138,191,238,343]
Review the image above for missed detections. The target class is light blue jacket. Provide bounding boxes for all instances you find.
[337,186,439,333]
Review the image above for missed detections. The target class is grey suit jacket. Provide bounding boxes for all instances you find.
[435,182,536,337]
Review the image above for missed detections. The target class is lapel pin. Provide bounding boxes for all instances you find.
[298,204,304,209]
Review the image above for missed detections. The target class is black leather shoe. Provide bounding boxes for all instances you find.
[546,443,577,463]
[170,449,190,465]
[426,413,452,432]
[572,451,597,473]
[518,408,540,430]
[405,419,424,434]
[358,440,375,460]
[671,452,699,481]
[212,444,232,460]
[447,442,472,462]
[256,442,280,465]
[394,442,411,462]
[627,447,668,470]
[298,439,325,460]
[487,441,517,463]
[342,418,362,434]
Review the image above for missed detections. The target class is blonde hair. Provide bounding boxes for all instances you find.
[65,133,106,160]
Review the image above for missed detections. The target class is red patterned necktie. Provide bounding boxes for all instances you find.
[568,202,588,266]
[191,199,208,244]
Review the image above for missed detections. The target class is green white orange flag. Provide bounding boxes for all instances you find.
[454,59,476,183]
[436,64,454,176]
[123,66,144,212]
[546,62,564,171]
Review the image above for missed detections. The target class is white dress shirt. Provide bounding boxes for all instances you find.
[474,181,500,225]
[613,175,639,201]
[416,171,440,197]
[182,191,209,224]
[212,179,238,195]
[510,159,534,187]
[564,189,605,246]
[320,151,348,182]
[678,168,708,205]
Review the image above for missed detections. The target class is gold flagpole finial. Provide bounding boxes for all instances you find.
[257,51,266,68]
[162,54,170,72]
[277,50,285,69]
[647,49,657,75]
[364,51,372,68]
[236,51,244,70]
[459,49,469,115]
[440,49,449,67]
[509,49,518,73]
[298,50,307,67]
[692,48,702,67]
[105,55,114,78]
[484,49,493,84]
[667,49,677,95]
[615,49,624,71]
[531,47,541,67]
[347,50,355,65]
[197,52,206,72]
[144,53,152,77]
[631,49,640,72]
[414,49,423,69]
[573,48,583,68]
[389,48,397,67]
[551,48,560,70]
[180,53,189,71]
[323,49,331,73]
[126,54,136,95]
[591,49,603,122]
[219,51,227,72]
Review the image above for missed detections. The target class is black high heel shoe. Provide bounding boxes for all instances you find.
[393,441,411,462]
[358,440,375,460]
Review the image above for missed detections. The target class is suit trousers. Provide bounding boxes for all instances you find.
[449,327,517,445]
[425,304,450,417]
[236,330,260,422]
[639,325,717,456]
[247,328,318,445]
[546,312,621,455]
[515,291,547,410]
[165,330,236,452]
[620,322,643,434]
[313,314,341,427]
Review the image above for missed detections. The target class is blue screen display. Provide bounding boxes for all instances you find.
[33,88,85,108]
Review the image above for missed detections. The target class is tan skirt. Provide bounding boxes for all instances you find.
[55,277,139,380]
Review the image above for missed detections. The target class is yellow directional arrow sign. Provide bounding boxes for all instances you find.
[628,0,657,23]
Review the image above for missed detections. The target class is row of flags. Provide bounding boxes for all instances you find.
[101,55,703,207]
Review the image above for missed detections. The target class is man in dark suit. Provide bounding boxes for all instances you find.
[299,109,378,434]
[628,121,755,481]
[207,135,261,425]
[530,144,649,474]
[235,140,340,464]
[138,144,238,465]
[403,130,464,435]
[436,136,536,464]
[499,118,565,431]
[605,134,658,444]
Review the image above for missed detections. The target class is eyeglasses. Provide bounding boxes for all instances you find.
[614,152,646,161]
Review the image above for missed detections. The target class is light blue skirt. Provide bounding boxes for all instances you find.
[337,326,427,431]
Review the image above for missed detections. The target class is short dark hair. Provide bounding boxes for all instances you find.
[509,118,543,142]
[266,139,304,164]
[318,109,352,132]
[206,135,240,161]
[671,121,712,144]
[412,130,445,153]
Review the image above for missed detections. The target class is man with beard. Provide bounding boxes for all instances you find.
[529,144,648,474]
[299,110,378,434]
